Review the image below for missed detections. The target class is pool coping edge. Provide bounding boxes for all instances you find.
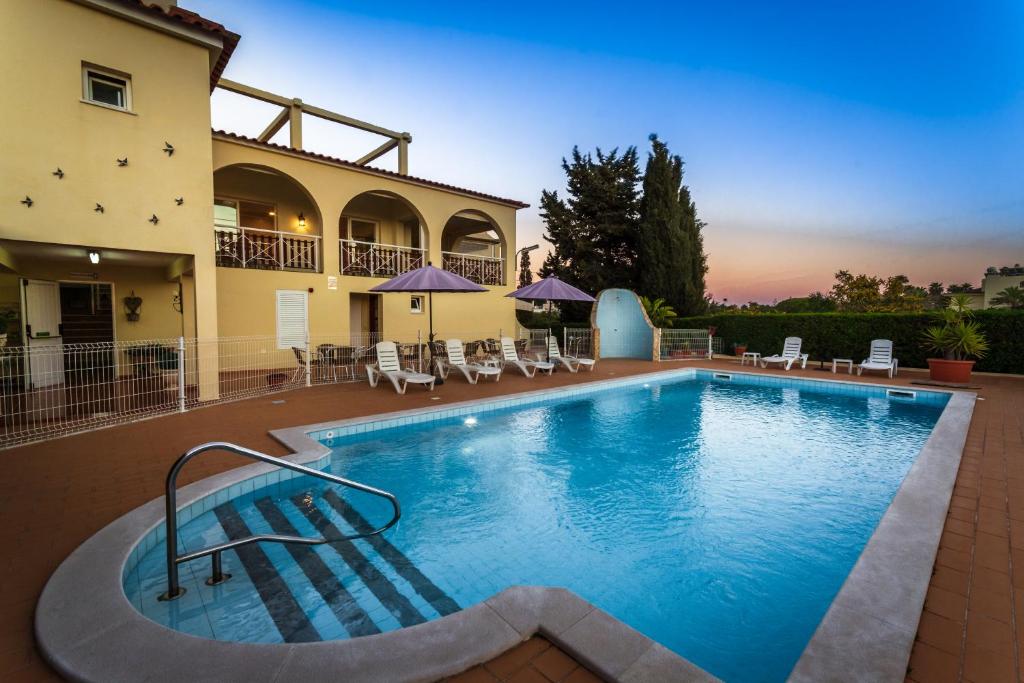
[33,366,968,683]
[787,389,975,681]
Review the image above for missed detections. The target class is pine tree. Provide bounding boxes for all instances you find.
[637,135,690,312]
[538,146,642,319]
[517,249,534,288]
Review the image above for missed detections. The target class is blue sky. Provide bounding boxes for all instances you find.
[194,0,1024,302]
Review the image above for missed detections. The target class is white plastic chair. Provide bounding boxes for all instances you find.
[547,336,596,373]
[858,339,899,378]
[366,341,436,394]
[760,337,809,370]
[435,339,502,384]
[500,337,554,377]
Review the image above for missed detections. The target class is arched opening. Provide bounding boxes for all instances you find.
[440,209,506,286]
[338,191,427,278]
[212,164,324,272]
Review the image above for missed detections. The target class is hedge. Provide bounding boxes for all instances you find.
[676,310,1024,374]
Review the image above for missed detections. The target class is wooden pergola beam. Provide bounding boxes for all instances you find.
[217,79,292,107]
[215,79,412,172]
[354,139,399,166]
[257,107,289,142]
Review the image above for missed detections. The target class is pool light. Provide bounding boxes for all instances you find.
[464,417,478,426]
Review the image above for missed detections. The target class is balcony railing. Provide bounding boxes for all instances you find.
[214,226,321,272]
[441,251,505,286]
[339,239,425,278]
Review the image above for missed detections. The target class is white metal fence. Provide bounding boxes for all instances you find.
[564,328,596,359]
[0,328,538,449]
[659,329,723,360]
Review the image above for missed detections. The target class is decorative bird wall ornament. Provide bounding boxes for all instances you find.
[149,214,159,225]
[117,157,128,167]
[20,196,33,207]
[53,168,64,179]
[163,142,174,156]
[94,203,105,213]
[174,197,184,206]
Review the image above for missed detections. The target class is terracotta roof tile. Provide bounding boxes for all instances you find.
[113,1,240,90]
[212,130,530,209]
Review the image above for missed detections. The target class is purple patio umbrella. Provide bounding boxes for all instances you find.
[505,276,596,361]
[505,276,596,304]
[369,263,485,343]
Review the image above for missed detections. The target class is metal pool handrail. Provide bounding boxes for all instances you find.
[159,441,400,601]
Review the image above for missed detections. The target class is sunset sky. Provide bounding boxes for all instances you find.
[193,0,1024,303]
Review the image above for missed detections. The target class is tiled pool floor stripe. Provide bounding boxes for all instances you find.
[292,495,427,628]
[212,502,321,643]
[253,497,380,638]
[322,489,461,617]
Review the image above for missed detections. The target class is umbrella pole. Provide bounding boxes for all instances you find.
[429,291,444,385]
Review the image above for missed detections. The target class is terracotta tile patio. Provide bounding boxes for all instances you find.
[1,357,1019,681]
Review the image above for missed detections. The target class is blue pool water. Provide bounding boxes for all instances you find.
[125,372,948,682]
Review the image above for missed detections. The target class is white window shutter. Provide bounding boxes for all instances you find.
[276,290,308,350]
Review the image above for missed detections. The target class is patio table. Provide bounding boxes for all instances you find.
[740,352,761,366]
[832,358,854,374]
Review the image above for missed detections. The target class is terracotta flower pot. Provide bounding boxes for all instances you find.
[927,358,975,384]
[734,345,747,357]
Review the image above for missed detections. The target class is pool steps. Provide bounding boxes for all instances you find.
[206,491,459,642]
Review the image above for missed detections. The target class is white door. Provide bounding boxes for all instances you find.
[22,279,65,388]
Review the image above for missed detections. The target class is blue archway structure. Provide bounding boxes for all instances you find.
[594,289,654,359]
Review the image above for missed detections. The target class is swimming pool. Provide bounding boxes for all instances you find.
[123,371,949,682]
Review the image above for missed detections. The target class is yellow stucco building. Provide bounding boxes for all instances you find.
[0,0,526,373]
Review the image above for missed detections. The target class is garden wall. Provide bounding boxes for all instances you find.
[678,310,1024,374]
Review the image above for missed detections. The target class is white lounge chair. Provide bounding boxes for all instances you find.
[436,339,502,384]
[366,341,436,394]
[760,337,809,370]
[858,339,899,378]
[500,337,554,377]
[547,336,596,373]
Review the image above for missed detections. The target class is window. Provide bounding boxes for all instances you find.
[215,198,276,231]
[83,65,131,110]
[410,296,424,314]
[275,290,308,350]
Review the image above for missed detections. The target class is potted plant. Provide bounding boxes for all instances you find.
[922,293,988,383]
[733,341,747,357]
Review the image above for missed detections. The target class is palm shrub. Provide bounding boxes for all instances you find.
[641,296,678,328]
[991,287,1024,309]
[921,294,989,361]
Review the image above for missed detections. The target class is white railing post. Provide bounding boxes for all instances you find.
[177,336,186,413]
[305,335,312,387]
[240,227,247,267]
[278,233,285,270]
[314,237,320,272]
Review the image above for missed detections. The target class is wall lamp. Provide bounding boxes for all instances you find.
[88,251,100,264]
[297,212,306,229]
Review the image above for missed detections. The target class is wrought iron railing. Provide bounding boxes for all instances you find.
[339,239,425,278]
[214,226,321,272]
[441,251,505,286]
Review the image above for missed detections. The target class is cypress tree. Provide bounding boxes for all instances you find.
[637,134,690,312]
[517,249,534,288]
[679,183,708,314]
